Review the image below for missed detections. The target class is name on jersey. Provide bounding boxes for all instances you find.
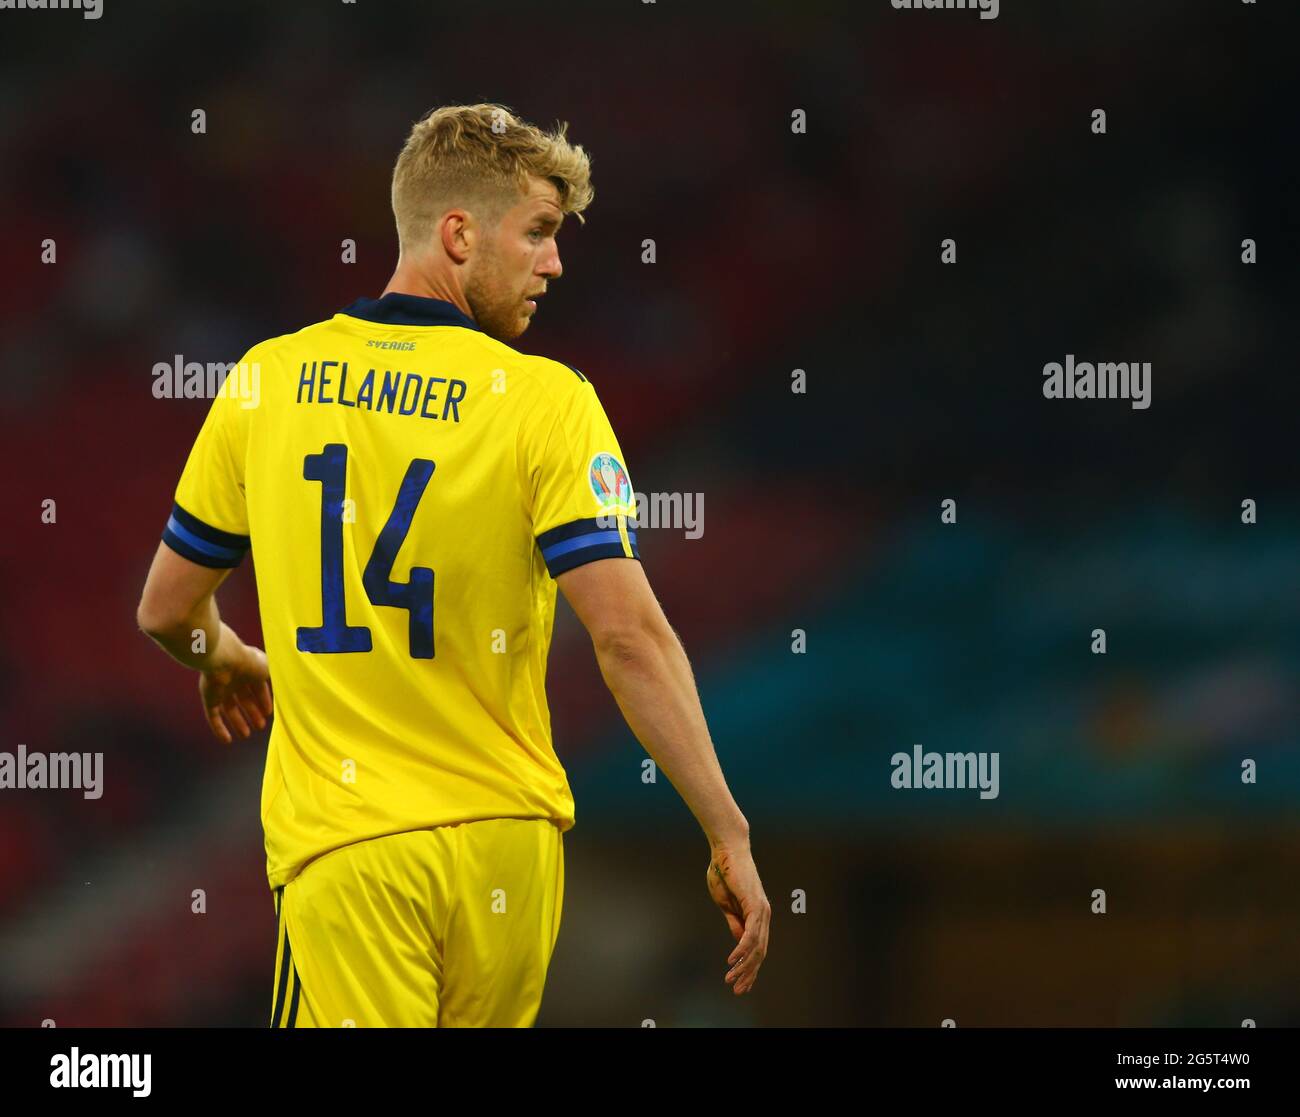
[297,360,466,422]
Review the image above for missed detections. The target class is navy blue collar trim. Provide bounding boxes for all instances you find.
[340,292,479,330]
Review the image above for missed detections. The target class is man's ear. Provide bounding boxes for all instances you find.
[440,210,474,264]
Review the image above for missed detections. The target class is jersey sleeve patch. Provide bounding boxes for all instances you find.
[537,515,640,578]
[162,502,251,568]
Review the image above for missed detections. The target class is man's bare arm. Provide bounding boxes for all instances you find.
[556,556,769,993]
[556,557,748,848]
[136,542,239,670]
[136,542,271,742]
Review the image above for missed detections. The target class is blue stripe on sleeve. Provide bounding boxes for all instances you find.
[543,530,628,559]
[161,503,250,569]
[537,517,640,577]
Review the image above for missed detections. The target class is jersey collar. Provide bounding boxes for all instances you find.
[340,292,479,330]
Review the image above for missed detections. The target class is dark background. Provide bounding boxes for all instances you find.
[1,0,1297,1027]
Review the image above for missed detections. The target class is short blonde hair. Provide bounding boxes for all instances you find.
[391,103,594,252]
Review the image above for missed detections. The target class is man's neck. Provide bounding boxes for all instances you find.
[381,264,474,322]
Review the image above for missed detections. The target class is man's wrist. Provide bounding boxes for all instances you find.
[707,819,751,851]
[205,623,245,673]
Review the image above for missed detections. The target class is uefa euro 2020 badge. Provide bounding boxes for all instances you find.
[589,452,633,515]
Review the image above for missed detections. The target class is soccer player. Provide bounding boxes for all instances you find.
[136,104,769,1027]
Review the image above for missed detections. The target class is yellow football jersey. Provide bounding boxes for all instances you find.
[162,293,639,890]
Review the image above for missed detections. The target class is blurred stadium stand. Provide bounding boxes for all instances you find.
[1,0,1296,1025]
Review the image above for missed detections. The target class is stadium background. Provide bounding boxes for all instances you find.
[1,0,1297,1026]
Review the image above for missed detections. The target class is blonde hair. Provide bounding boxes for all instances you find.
[391,103,593,253]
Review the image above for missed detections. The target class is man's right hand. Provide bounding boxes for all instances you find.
[706,841,770,995]
[199,631,273,743]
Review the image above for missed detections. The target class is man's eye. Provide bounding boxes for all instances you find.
[529,229,543,241]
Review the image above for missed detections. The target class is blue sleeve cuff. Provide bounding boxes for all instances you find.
[537,516,640,577]
[161,502,250,568]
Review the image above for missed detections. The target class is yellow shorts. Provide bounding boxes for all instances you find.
[269,818,564,1027]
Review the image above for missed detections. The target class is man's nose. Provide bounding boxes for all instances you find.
[541,244,562,280]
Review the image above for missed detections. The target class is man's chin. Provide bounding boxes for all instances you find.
[485,316,530,343]
[475,317,525,343]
